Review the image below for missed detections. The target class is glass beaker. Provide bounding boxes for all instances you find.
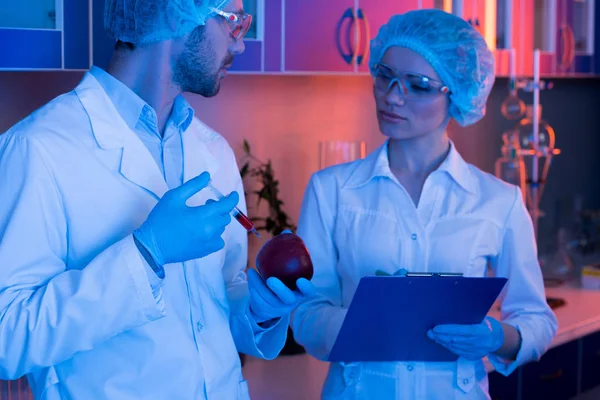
[501,89,526,120]
[515,105,555,152]
[495,131,527,199]
[318,141,367,169]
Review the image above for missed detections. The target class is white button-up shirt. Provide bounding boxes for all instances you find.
[291,140,557,399]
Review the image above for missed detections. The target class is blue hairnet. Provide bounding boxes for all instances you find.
[104,0,230,44]
[369,9,495,127]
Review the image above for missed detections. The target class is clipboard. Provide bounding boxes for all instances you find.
[328,275,507,363]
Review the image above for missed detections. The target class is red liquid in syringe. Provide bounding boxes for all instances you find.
[233,208,253,230]
[205,181,262,239]
[232,208,262,239]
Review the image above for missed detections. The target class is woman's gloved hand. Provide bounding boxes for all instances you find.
[427,317,505,360]
[247,268,316,323]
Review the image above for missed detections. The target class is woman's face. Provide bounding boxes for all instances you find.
[374,46,450,141]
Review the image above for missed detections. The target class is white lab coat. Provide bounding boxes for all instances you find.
[0,73,287,399]
[291,141,558,399]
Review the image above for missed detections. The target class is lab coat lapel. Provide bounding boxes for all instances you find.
[76,73,168,200]
[119,138,168,200]
[182,122,220,207]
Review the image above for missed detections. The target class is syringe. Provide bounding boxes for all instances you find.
[207,182,262,239]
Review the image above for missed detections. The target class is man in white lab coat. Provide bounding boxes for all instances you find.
[0,0,314,399]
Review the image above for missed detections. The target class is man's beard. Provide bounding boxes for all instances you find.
[172,26,232,97]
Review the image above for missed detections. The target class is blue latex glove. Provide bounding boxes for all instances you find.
[427,317,505,361]
[134,172,239,266]
[248,268,316,323]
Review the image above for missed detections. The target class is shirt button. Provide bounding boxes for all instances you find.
[411,233,417,240]
[463,378,469,385]
[407,365,414,371]
[196,322,203,333]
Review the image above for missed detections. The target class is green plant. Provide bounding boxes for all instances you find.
[239,139,296,236]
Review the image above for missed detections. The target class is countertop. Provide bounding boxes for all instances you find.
[241,284,600,400]
[483,283,600,372]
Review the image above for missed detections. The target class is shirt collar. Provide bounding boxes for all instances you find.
[90,66,148,131]
[343,139,477,194]
[172,95,195,132]
[342,140,395,189]
[436,140,477,194]
[89,66,195,134]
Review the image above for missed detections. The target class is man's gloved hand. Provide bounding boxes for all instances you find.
[427,317,505,361]
[134,172,238,266]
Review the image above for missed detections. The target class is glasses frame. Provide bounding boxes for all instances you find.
[373,63,451,101]
[210,8,252,40]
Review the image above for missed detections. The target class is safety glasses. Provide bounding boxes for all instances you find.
[373,63,450,101]
[210,8,252,41]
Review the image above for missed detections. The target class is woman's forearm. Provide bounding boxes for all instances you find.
[493,322,522,360]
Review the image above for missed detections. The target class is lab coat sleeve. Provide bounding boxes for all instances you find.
[222,152,288,360]
[0,135,166,379]
[290,173,347,361]
[488,186,558,376]
[142,260,166,306]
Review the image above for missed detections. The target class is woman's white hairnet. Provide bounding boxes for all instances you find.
[369,9,495,127]
[104,0,230,45]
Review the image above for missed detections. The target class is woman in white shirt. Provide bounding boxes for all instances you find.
[291,9,558,400]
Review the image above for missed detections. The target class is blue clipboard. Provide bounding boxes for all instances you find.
[328,275,507,363]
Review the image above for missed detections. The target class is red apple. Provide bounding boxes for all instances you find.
[256,233,314,290]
